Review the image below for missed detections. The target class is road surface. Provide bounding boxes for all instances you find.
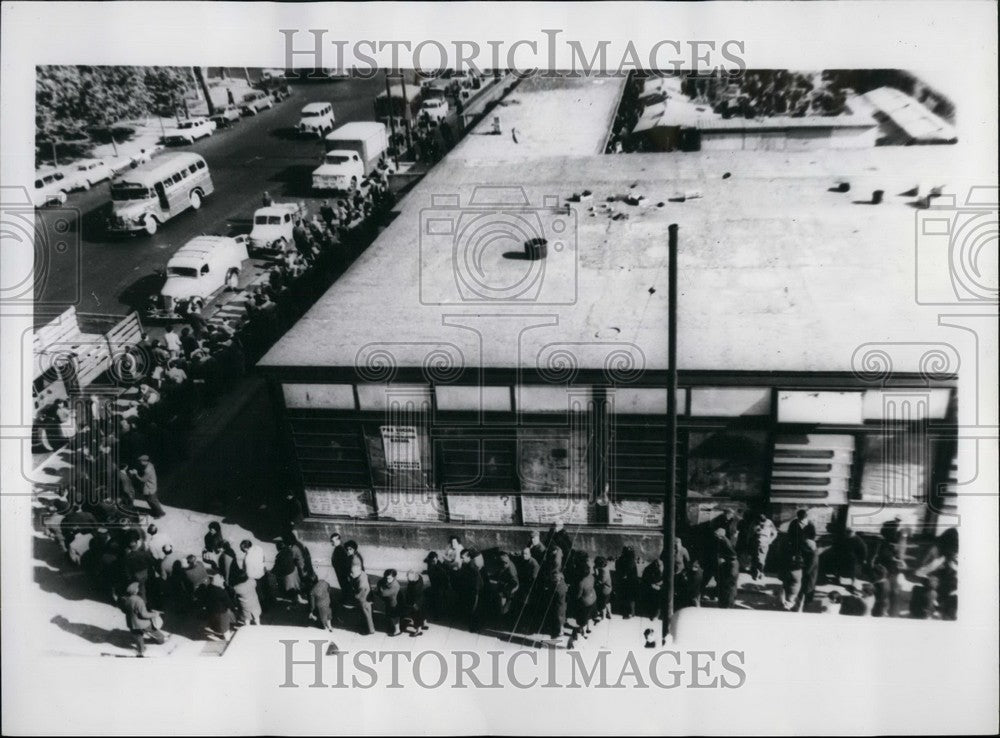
[33,73,387,326]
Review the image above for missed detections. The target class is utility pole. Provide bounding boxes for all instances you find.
[662,223,679,644]
[398,71,413,151]
[384,72,399,169]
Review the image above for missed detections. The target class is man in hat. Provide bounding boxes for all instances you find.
[129,455,164,518]
[121,581,167,656]
[545,519,572,568]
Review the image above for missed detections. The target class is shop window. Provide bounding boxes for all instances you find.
[862,389,952,421]
[686,429,768,499]
[435,431,517,491]
[771,433,854,505]
[608,416,684,496]
[608,387,686,415]
[778,391,863,425]
[357,383,432,413]
[286,413,369,488]
[435,385,511,412]
[516,385,591,413]
[283,383,356,410]
[859,431,928,504]
[690,387,770,417]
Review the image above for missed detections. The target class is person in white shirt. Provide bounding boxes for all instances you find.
[68,530,93,566]
[146,524,172,562]
[240,539,269,612]
[162,325,182,356]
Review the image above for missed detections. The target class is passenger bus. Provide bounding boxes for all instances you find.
[107,152,214,235]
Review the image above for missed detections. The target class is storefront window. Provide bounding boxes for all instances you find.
[859,431,928,504]
[686,429,767,499]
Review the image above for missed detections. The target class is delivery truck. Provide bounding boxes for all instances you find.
[373,83,424,129]
[312,122,389,192]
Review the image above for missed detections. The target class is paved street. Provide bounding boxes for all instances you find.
[33,73,388,325]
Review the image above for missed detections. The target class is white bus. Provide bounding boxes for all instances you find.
[107,152,214,235]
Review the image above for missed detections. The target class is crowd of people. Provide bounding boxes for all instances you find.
[32,166,399,520]
[38,496,960,656]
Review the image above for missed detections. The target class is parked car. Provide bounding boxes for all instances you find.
[240,90,274,115]
[248,202,307,254]
[209,105,242,128]
[297,102,336,137]
[421,97,450,121]
[163,117,216,145]
[270,83,294,102]
[66,159,113,190]
[156,235,249,314]
[33,170,70,207]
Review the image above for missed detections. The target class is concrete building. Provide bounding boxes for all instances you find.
[259,80,964,555]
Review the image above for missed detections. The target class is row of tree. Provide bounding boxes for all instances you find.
[36,66,211,154]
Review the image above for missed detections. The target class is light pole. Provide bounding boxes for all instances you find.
[662,223,679,643]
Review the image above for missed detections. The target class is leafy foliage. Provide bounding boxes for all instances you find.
[35,65,193,148]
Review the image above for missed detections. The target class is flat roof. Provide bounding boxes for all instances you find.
[448,74,626,162]
[262,144,989,377]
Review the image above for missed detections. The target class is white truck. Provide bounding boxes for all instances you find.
[248,202,307,255]
[312,122,389,192]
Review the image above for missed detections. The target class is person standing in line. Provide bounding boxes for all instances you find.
[121,581,166,656]
[528,531,546,563]
[344,540,365,572]
[794,538,820,612]
[240,539,270,611]
[615,546,640,619]
[231,565,262,625]
[640,555,664,619]
[377,569,403,637]
[496,551,520,616]
[200,574,237,640]
[348,558,375,635]
[307,576,334,632]
[782,545,805,611]
[545,519,573,567]
[443,535,464,572]
[129,455,164,518]
[457,549,484,633]
[715,527,740,609]
[424,551,449,622]
[330,532,351,592]
[273,539,305,604]
[568,558,597,647]
[593,556,614,622]
[404,569,428,635]
[750,512,778,580]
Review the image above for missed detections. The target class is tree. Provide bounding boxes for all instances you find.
[144,66,191,120]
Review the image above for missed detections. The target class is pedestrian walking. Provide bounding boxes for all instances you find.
[120,581,167,656]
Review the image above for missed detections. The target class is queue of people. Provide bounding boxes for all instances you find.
[32,168,399,523]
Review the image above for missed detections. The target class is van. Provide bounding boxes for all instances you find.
[106,152,214,236]
[157,235,248,314]
[298,102,336,137]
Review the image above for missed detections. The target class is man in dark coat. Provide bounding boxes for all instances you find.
[835,527,868,591]
[347,559,375,635]
[496,552,520,616]
[330,533,351,591]
[424,551,449,622]
[715,527,740,609]
[457,549,484,633]
[545,520,572,568]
